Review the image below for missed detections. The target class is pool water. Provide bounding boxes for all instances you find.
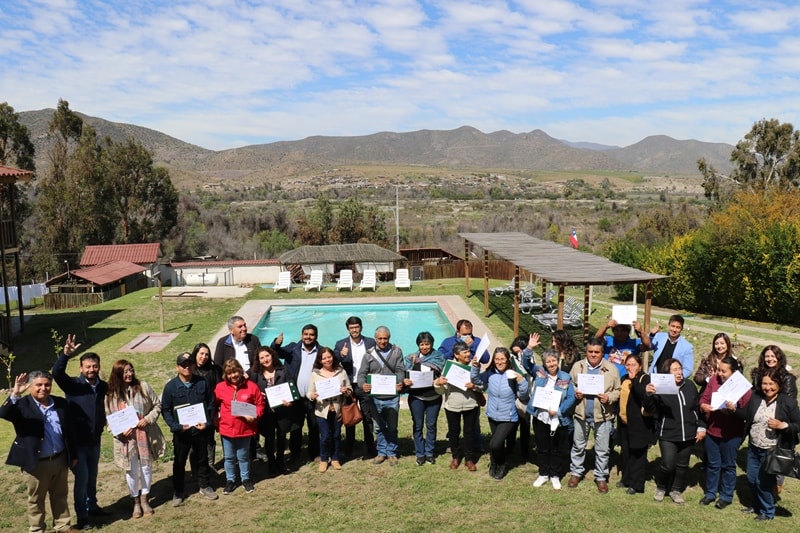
[252,302,454,356]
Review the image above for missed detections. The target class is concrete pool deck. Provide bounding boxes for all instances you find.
[208,295,501,353]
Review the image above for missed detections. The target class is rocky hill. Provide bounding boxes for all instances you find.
[18,109,735,188]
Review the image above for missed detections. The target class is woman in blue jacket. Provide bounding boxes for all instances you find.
[472,347,529,481]
[526,348,575,490]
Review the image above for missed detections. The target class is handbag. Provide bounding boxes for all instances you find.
[341,394,363,427]
[472,389,486,407]
[763,445,800,479]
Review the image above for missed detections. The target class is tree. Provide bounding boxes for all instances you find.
[296,195,333,245]
[102,138,178,243]
[730,118,800,190]
[0,102,35,170]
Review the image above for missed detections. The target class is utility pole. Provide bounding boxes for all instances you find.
[395,185,400,252]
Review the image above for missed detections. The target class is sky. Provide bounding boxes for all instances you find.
[2,0,800,151]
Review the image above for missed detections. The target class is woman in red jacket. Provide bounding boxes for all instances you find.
[214,359,265,495]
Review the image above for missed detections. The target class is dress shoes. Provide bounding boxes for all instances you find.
[465,460,477,472]
[595,480,609,493]
[449,457,462,469]
[567,475,581,489]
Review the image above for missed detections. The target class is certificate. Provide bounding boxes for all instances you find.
[714,370,752,408]
[577,373,605,396]
[265,382,299,408]
[408,370,434,389]
[231,400,257,418]
[612,304,637,324]
[107,405,139,436]
[532,387,562,412]
[176,403,207,426]
[315,376,342,401]
[650,373,679,394]
[369,374,398,396]
[474,333,491,362]
[442,360,473,391]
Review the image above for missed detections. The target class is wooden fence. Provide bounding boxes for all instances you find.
[416,259,528,282]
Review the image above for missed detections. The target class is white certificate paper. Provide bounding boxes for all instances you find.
[369,374,397,396]
[474,333,491,362]
[713,370,752,409]
[315,377,342,401]
[442,360,472,391]
[612,304,637,324]
[107,405,139,435]
[577,373,605,396]
[532,387,562,412]
[231,400,257,418]
[265,382,295,408]
[650,373,679,394]
[408,370,434,389]
[176,403,207,426]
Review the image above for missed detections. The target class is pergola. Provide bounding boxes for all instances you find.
[459,232,667,342]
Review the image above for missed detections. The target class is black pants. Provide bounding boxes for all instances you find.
[657,439,694,493]
[533,418,567,477]
[344,395,375,453]
[488,419,518,467]
[445,408,479,462]
[619,424,647,492]
[173,430,211,494]
[290,398,320,460]
[259,412,288,465]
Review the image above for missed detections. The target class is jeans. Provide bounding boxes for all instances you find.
[570,418,613,481]
[408,395,442,458]
[747,445,776,518]
[488,419,518,467]
[317,410,343,462]
[172,430,211,494]
[290,398,320,460]
[656,439,694,493]
[533,418,567,478]
[221,435,252,483]
[71,443,101,520]
[704,434,743,503]
[445,407,479,462]
[373,396,400,458]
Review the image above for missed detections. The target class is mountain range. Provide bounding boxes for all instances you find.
[18,109,735,188]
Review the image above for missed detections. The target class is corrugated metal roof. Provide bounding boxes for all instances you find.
[80,243,161,266]
[459,232,665,285]
[170,259,280,267]
[71,260,146,285]
[0,165,34,183]
[279,244,405,264]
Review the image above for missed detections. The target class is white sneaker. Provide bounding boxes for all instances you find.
[533,475,549,488]
[551,477,562,490]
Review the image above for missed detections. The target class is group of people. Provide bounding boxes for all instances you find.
[3,312,800,531]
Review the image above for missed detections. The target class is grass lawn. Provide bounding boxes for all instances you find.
[1,281,799,532]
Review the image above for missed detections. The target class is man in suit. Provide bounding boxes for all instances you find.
[213,315,261,372]
[272,323,322,462]
[334,316,377,459]
[52,334,108,530]
[1,371,79,532]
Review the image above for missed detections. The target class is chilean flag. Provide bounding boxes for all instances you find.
[569,228,579,249]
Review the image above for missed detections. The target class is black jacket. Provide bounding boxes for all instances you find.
[52,352,108,446]
[213,333,261,370]
[737,391,800,448]
[645,379,705,442]
[0,394,77,474]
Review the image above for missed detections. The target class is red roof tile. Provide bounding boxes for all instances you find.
[71,261,146,285]
[0,165,34,183]
[80,243,161,266]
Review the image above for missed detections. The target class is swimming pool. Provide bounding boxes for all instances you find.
[252,302,454,356]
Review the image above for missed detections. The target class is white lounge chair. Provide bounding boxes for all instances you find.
[359,269,377,291]
[394,268,411,290]
[489,276,517,296]
[336,269,353,291]
[304,270,324,291]
[273,271,292,293]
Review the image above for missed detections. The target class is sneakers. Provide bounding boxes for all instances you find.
[416,457,426,466]
[426,456,436,465]
[388,456,398,467]
[533,475,549,488]
[551,477,561,490]
[242,480,255,493]
[223,481,236,495]
[654,489,666,502]
[172,493,184,507]
[199,486,218,500]
[669,491,685,504]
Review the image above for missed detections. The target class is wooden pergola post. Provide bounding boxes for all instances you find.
[483,250,490,317]
[464,239,470,298]
[513,266,520,337]
[643,280,654,372]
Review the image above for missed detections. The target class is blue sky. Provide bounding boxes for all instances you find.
[2,0,800,151]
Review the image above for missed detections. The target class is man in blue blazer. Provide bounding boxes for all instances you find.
[648,314,694,379]
[334,316,377,459]
[1,371,78,532]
